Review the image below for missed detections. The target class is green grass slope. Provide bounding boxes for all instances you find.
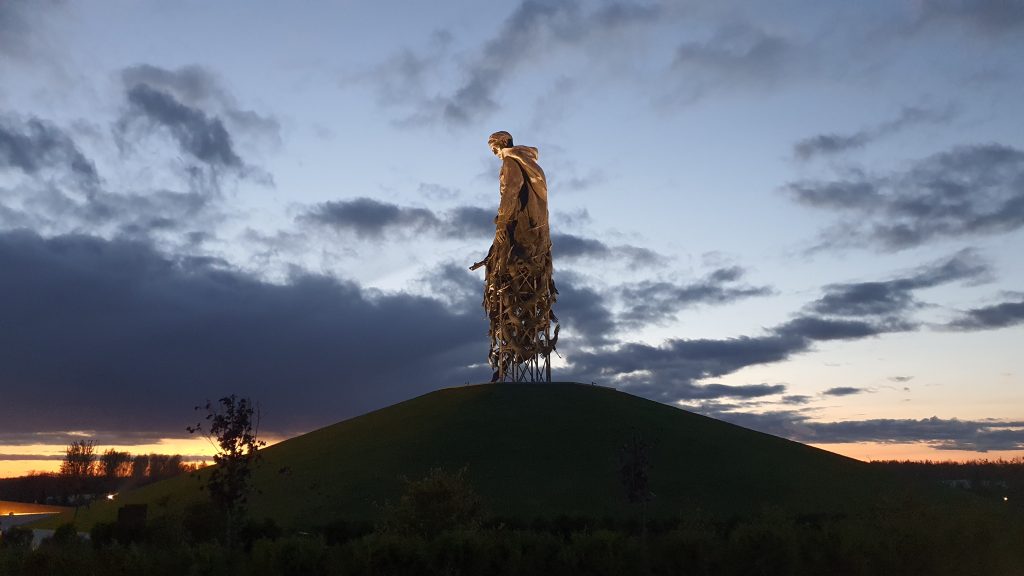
[48,383,929,530]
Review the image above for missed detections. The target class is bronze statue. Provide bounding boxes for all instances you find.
[471,131,559,382]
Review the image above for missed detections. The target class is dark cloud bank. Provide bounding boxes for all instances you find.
[1,228,1019,453]
[0,227,771,444]
[0,230,486,443]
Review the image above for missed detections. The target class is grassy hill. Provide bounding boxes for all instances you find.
[44,382,938,530]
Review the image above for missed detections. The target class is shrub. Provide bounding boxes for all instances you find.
[1,526,34,549]
[378,467,485,537]
[248,535,328,576]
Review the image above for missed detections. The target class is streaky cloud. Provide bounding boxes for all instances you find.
[822,386,864,397]
[0,115,99,187]
[809,249,989,317]
[786,143,1024,251]
[946,297,1024,330]
[793,106,954,160]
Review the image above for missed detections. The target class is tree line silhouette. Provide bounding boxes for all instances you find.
[0,440,201,506]
[869,457,1023,506]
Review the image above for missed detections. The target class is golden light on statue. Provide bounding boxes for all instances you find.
[471,131,559,383]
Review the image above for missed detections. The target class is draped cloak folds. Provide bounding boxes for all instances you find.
[481,145,559,381]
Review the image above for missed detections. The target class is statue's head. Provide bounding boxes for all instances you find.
[488,131,513,157]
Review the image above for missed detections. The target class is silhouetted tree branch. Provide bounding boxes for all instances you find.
[188,394,265,549]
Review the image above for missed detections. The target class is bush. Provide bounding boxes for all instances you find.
[321,518,372,546]
[240,517,282,551]
[248,535,328,576]
[182,501,226,544]
[724,508,800,576]
[89,521,117,548]
[378,467,485,537]
[47,523,82,547]
[1,526,34,549]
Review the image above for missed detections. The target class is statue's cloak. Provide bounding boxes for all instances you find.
[495,145,549,258]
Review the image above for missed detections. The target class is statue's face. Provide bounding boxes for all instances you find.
[490,143,502,157]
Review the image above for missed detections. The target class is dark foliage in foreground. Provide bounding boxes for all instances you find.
[2,497,1022,576]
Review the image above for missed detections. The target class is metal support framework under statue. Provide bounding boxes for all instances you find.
[471,131,559,383]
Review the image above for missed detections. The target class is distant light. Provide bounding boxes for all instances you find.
[1005,496,1009,502]
[106,494,116,501]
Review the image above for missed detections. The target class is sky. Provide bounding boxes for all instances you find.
[1,0,1023,477]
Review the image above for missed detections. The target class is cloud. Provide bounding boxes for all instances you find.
[0,230,489,441]
[694,406,1024,452]
[298,198,667,267]
[668,23,807,103]
[299,198,494,241]
[367,1,662,126]
[116,64,278,186]
[617,266,773,327]
[773,315,911,341]
[917,0,1024,34]
[808,249,989,317]
[0,116,214,239]
[808,418,1024,451]
[684,382,786,399]
[122,64,224,107]
[446,206,497,239]
[549,271,618,348]
[442,0,662,125]
[793,106,954,160]
[1,66,274,243]
[888,375,914,383]
[417,182,461,202]
[787,144,1024,251]
[0,454,64,461]
[552,254,994,403]
[781,395,813,405]
[0,0,62,59]
[299,197,442,239]
[552,232,666,268]
[565,312,906,402]
[0,430,171,448]
[822,386,864,396]
[121,64,280,140]
[1,179,217,242]
[421,261,484,310]
[352,30,454,111]
[0,116,99,187]
[123,84,242,168]
[946,297,1024,330]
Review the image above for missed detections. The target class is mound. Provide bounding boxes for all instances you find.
[44,383,913,529]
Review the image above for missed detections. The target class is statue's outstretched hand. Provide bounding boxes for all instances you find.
[495,228,508,245]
